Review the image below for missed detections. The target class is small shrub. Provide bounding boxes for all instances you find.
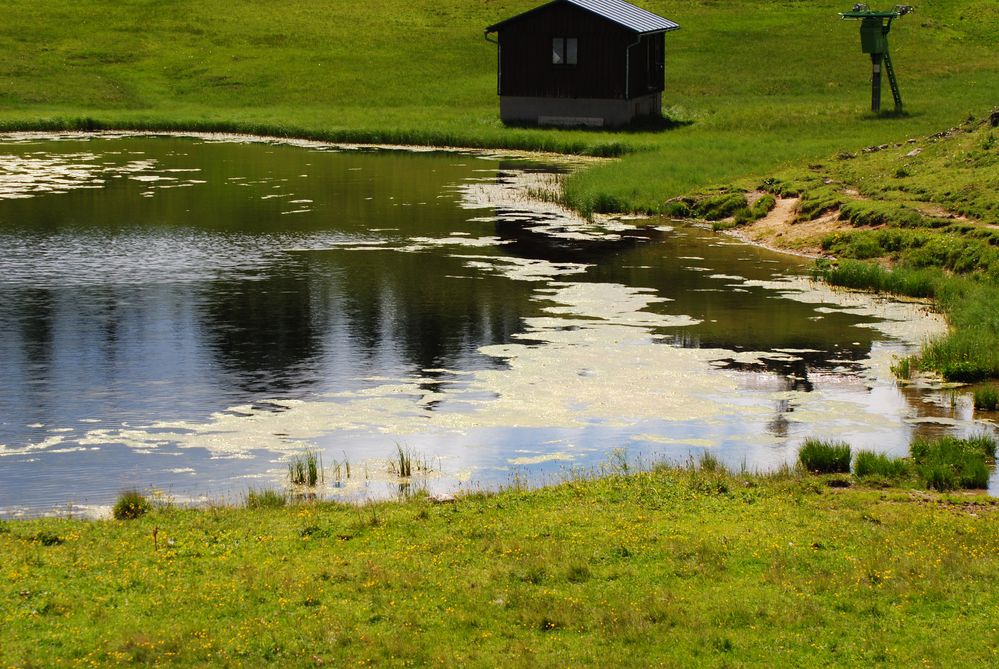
[113,490,151,520]
[799,439,851,473]
[922,463,958,492]
[854,450,909,480]
[819,260,940,299]
[973,386,999,411]
[246,488,287,509]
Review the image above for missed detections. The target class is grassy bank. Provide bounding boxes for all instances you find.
[680,110,999,381]
[2,0,999,213]
[748,114,999,381]
[3,463,998,667]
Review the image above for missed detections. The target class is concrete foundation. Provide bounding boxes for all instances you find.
[499,93,662,128]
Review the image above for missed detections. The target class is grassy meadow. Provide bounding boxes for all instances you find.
[2,0,998,213]
[3,464,999,667]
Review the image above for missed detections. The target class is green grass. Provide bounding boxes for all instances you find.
[974,386,999,411]
[909,435,996,491]
[1,0,998,214]
[806,126,999,382]
[853,450,910,483]
[246,489,288,509]
[897,276,999,382]
[798,439,851,474]
[288,451,322,487]
[816,260,941,299]
[3,465,998,667]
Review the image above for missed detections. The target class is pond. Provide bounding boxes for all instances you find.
[0,133,994,515]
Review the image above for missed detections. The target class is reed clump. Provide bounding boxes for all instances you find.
[390,445,433,479]
[288,451,323,487]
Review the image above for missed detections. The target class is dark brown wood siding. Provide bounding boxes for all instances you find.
[627,33,665,97]
[497,3,636,99]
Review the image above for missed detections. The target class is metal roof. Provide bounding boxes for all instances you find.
[486,0,679,34]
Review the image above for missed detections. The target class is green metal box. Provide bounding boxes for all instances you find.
[860,17,887,54]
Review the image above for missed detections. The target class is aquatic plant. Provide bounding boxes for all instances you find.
[113,490,151,520]
[245,489,287,509]
[393,444,413,478]
[890,356,912,380]
[390,445,434,479]
[288,451,322,487]
[798,439,851,474]
[331,455,352,484]
[973,386,999,411]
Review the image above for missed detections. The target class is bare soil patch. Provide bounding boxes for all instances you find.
[726,196,850,258]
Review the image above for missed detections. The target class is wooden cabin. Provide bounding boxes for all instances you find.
[485,0,680,127]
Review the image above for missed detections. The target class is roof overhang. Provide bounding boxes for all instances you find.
[486,0,680,35]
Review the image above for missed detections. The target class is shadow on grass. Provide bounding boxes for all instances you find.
[858,109,919,121]
[502,114,693,133]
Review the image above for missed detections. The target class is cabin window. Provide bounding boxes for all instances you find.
[552,37,578,65]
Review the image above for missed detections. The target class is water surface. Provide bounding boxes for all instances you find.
[0,134,994,515]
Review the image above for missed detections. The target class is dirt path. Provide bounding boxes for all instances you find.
[726,196,847,258]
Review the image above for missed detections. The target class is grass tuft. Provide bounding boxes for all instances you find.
[330,455,352,485]
[909,435,995,491]
[816,260,941,299]
[853,450,909,481]
[392,444,413,478]
[798,439,851,474]
[113,490,151,520]
[245,488,287,509]
[390,445,434,479]
[697,451,726,473]
[288,451,322,487]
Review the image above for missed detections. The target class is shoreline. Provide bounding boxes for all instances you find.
[0,128,611,164]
